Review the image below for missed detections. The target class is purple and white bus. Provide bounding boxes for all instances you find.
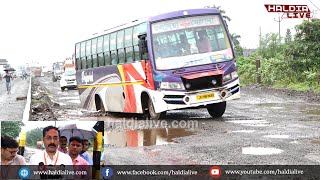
[75,8,240,120]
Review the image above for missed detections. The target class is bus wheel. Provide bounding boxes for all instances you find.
[206,101,226,118]
[147,98,166,120]
[95,95,106,114]
[61,87,64,91]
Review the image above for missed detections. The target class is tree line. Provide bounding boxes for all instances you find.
[205,5,320,92]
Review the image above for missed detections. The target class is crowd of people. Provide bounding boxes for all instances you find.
[1,125,105,179]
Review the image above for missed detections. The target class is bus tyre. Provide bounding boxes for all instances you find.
[98,99,106,114]
[61,87,64,91]
[206,101,226,118]
[148,98,166,120]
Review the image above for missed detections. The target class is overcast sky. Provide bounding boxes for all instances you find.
[0,0,319,67]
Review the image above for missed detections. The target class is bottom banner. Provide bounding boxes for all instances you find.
[100,165,320,179]
[1,165,319,179]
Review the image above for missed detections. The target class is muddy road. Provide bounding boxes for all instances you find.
[32,76,320,165]
[0,78,29,120]
[31,76,84,120]
[103,87,320,165]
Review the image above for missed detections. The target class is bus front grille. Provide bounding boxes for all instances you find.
[163,95,186,105]
[182,75,222,91]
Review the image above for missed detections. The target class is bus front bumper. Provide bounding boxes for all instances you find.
[150,79,240,113]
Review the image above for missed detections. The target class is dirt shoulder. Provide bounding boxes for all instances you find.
[242,84,320,103]
[31,78,57,121]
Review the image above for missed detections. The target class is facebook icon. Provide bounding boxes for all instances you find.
[102,167,113,179]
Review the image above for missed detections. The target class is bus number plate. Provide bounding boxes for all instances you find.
[196,93,214,100]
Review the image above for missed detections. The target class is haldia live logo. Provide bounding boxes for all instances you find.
[265,4,312,18]
[209,166,221,179]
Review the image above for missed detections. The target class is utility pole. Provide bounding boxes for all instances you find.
[259,26,262,47]
[274,13,282,43]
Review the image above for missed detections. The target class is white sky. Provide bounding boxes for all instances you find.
[0,0,319,68]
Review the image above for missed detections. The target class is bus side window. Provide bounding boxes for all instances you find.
[103,34,110,65]
[86,39,92,68]
[124,27,133,63]
[80,41,86,69]
[97,36,104,66]
[75,43,81,70]
[110,32,117,65]
[92,38,98,68]
[117,30,125,64]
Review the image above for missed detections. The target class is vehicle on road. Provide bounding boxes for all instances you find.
[33,68,42,77]
[60,69,77,91]
[52,62,64,82]
[75,8,240,119]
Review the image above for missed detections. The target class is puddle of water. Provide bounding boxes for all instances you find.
[308,139,320,144]
[232,130,256,133]
[264,135,290,139]
[257,103,284,109]
[227,120,268,124]
[227,120,270,127]
[305,154,320,163]
[242,147,284,155]
[58,96,79,100]
[290,140,299,144]
[270,107,284,110]
[105,128,195,147]
[68,100,81,104]
[259,103,320,116]
[303,109,320,115]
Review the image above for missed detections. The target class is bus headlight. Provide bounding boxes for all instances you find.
[160,82,185,90]
[223,71,238,82]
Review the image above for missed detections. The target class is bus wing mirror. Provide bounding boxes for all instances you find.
[138,33,148,55]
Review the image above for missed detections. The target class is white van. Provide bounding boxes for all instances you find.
[60,69,77,91]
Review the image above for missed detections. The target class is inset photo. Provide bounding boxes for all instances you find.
[1,121,103,171]
[0,63,31,121]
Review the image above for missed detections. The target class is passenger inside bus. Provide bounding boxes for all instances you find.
[178,34,191,55]
[197,30,212,53]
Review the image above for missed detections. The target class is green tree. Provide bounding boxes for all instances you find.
[285,19,320,84]
[285,28,292,44]
[26,128,43,147]
[231,33,243,57]
[204,5,231,21]
[1,121,24,138]
[204,5,244,57]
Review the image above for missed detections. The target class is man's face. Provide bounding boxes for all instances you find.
[43,129,59,153]
[59,137,67,149]
[1,147,18,161]
[83,141,89,152]
[68,140,83,156]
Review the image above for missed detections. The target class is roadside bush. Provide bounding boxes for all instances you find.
[237,56,256,85]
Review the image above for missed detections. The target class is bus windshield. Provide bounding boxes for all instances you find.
[151,15,234,70]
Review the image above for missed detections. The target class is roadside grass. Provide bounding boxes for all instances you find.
[273,82,320,94]
[239,76,320,94]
